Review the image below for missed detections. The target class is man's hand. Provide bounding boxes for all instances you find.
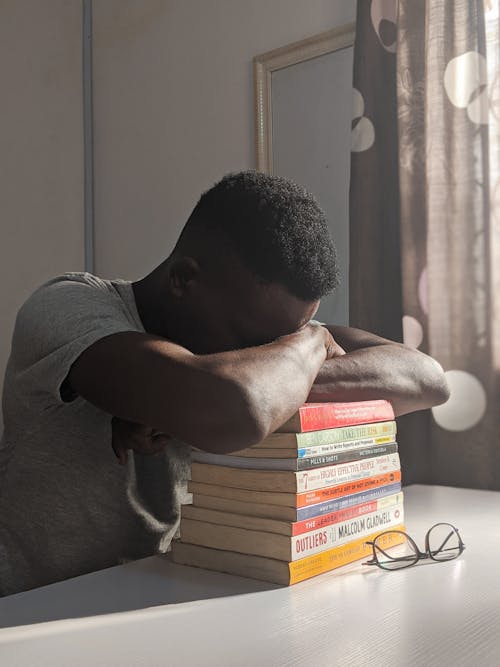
[277,322,347,361]
[111,416,171,466]
[308,324,450,417]
[318,324,347,360]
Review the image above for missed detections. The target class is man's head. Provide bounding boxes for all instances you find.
[175,170,339,301]
[148,171,339,353]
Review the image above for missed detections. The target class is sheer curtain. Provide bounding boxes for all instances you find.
[350,0,499,488]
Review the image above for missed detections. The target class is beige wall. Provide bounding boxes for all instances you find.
[92,0,356,279]
[0,0,84,431]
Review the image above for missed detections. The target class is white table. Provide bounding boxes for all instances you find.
[0,485,499,667]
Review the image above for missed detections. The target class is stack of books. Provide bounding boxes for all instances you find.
[171,400,405,585]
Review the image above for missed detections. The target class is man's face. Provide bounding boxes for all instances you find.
[171,256,320,355]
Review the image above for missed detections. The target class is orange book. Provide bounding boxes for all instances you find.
[296,470,401,507]
[187,471,401,509]
[179,503,404,561]
[182,491,403,537]
[190,455,400,494]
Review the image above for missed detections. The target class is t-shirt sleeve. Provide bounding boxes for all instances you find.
[8,275,144,410]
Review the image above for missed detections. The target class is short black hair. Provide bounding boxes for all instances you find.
[178,170,339,300]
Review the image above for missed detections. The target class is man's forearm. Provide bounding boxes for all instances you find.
[68,325,333,456]
[105,326,335,461]
[307,325,450,417]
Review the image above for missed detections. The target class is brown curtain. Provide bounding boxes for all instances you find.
[350,0,500,489]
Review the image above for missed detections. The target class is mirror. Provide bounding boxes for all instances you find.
[254,25,355,326]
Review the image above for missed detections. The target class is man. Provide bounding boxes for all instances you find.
[0,171,449,596]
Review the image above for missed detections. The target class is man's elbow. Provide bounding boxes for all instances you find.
[432,376,451,407]
[194,418,265,455]
[421,356,450,408]
[190,379,268,454]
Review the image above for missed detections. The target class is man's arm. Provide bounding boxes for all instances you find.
[67,324,339,454]
[307,325,450,417]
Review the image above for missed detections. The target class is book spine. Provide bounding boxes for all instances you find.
[295,453,400,493]
[290,503,404,561]
[295,443,398,470]
[288,524,406,584]
[296,470,402,507]
[191,443,398,471]
[296,481,402,520]
[225,434,396,459]
[297,434,396,458]
[292,492,403,535]
[298,400,394,432]
[251,420,397,449]
[292,420,397,448]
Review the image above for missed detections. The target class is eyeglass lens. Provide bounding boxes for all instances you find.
[426,523,462,561]
[372,531,419,570]
[372,524,462,570]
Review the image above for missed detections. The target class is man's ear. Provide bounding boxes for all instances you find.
[168,256,201,297]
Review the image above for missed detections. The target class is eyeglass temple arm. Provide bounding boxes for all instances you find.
[365,542,416,559]
[363,539,428,563]
[362,541,420,565]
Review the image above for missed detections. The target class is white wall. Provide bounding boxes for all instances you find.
[92,0,356,279]
[0,0,84,431]
[0,0,356,430]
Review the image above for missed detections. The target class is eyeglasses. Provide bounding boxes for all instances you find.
[363,523,465,570]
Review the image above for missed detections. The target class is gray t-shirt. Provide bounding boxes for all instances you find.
[0,272,191,596]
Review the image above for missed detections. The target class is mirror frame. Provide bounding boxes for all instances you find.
[254,24,356,174]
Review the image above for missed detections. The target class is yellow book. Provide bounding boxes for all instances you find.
[171,525,405,585]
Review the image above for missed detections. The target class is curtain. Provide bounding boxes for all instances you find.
[350,0,500,489]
